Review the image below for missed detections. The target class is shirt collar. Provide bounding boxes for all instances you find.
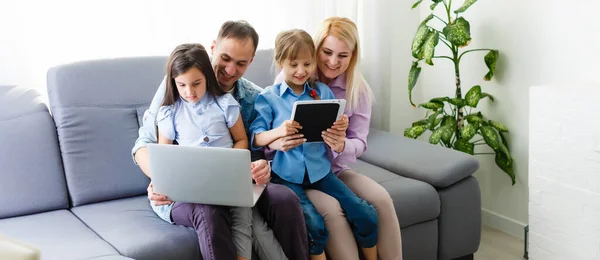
[279,80,313,97]
[180,93,214,107]
[231,79,247,101]
[317,72,346,89]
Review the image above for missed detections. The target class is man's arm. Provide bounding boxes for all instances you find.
[132,76,167,178]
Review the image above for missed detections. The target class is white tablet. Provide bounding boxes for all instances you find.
[290,99,346,142]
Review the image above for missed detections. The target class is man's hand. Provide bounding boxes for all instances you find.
[251,159,271,185]
[268,134,306,152]
[276,120,302,138]
[147,183,172,206]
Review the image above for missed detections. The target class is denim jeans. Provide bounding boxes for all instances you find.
[271,171,379,255]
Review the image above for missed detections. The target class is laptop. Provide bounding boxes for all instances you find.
[147,143,266,207]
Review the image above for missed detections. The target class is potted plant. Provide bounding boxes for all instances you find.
[405,0,515,185]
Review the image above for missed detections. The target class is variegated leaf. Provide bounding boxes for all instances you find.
[480,126,500,150]
[442,17,471,47]
[460,123,478,141]
[404,125,428,139]
[454,0,478,14]
[484,50,499,81]
[489,120,509,132]
[465,85,482,107]
[408,61,422,107]
[454,139,474,155]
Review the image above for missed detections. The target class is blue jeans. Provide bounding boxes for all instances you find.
[271,171,378,255]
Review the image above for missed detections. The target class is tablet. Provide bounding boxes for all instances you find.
[290,99,346,142]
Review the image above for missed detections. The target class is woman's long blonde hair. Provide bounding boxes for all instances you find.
[313,17,374,113]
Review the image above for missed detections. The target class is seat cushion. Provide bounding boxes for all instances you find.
[0,210,120,260]
[0,86,69,219]
[70,196,200,260]
[349,160,441,227]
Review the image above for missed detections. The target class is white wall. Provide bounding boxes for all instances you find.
[529,85,600,259]
[386,0,600,238]
[0,0,360,101]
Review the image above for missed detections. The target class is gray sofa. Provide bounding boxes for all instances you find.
[0,50,481,260]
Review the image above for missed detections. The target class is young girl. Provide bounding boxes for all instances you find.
[250,29,379,260]
[154,43,252,260]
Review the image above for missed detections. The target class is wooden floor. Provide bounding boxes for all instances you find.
[475,226,525,260]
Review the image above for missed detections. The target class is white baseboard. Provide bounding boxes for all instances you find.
[481,208,527,240]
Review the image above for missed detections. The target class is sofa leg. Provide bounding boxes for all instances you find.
[452,254,474,260]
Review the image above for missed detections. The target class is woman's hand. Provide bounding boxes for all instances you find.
[147,183,172,206]
[323,115,349,153]
[268,134,306,152]
[251,159,271,185]
[276,120,302,138]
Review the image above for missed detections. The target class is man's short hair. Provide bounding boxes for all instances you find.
[217,20,259,53]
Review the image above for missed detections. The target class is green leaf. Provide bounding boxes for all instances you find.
[441,116,456,143]
[408,61,422,107]
[429,125,452,145]
[448,98,465,107]
[419,101,444,110]
[404,125,428,139]
[442,17,471,47]
[499,132,509,148]
[454,139,474,155]
[412,119,429,127]
[495,149,516,185]
[422,31,440,65]
[430,2,440,10]
[428,111,443,130]
[460,123,479,141]
[484,50,499,81]
[489,120,509,132]
[412,0,423,9]
[465,85,482,107]
[454,0,478,14]
[480,126,500,150]
[497,142,511,159]
[412,25,430,59]
[430,97,450,103]
[482,92,495,102]
[465,113,484,124]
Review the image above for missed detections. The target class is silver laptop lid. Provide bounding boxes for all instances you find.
[148,144,254,207]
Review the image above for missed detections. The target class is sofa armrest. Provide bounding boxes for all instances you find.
[359,128,479,189]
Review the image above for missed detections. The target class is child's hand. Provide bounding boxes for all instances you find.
[277,120,302,138]
[269,134,306,152]
[147,183,172,206]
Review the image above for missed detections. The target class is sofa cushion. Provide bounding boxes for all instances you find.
[349,160,441,227]
[71,196,200,260]
[0,210,120,260]
[0,86,69,219]
[47,57,167,206]
[360,129,480,188]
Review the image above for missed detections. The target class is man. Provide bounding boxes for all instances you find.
[132,20,308,260]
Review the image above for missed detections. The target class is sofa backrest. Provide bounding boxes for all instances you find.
[244,49,276,88]
[47,57,167,207]
[0,86,69,218]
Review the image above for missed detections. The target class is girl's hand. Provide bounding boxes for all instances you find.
[323,115,349,153]
[251,160,271,185]
[147,183,172,206]
[268,134,306,152]
[276,120,302,138]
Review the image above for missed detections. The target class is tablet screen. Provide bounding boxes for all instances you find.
[292,103,340,142]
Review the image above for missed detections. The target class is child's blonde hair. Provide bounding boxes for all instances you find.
[313,17,374,112]
[274,29,316,68]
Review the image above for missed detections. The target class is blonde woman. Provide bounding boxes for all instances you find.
[273,17,403,260]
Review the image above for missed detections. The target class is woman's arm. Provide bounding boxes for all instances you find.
[229,116,248,149]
